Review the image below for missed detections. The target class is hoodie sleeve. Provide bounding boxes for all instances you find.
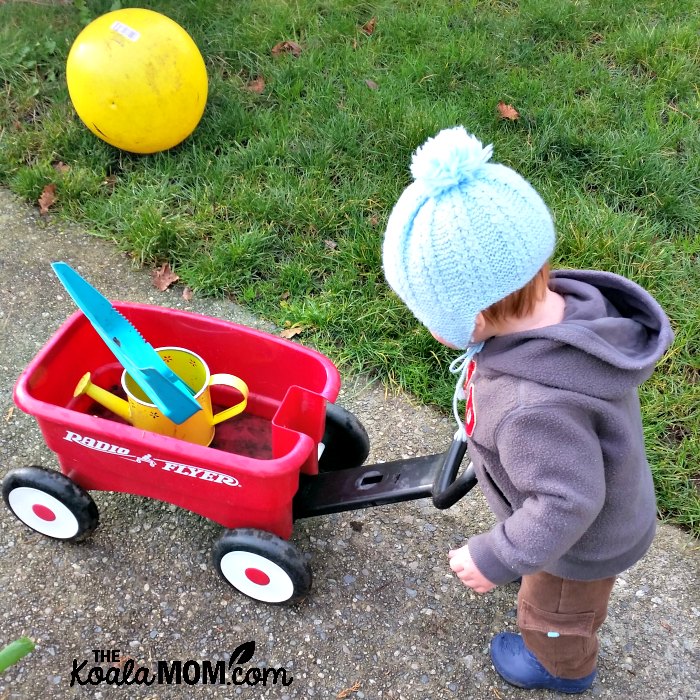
[467,403,606,585]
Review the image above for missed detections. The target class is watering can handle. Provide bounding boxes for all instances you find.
[432,438,478,509]
[209,374,249,425]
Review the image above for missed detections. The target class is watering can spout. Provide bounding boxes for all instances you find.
[74,372,132,422]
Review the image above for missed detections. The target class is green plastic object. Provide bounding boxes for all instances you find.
[0,637,35,674]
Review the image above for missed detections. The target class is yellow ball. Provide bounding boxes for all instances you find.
[66,8,208,154]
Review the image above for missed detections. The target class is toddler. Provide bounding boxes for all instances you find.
[382,127,673,693]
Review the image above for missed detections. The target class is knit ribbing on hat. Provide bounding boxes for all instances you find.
[382,127,555,349]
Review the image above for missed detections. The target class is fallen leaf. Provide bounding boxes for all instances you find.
[280,324,306,339]
[324,239,338,250]
[102,175,117,191]
[182,286,193,301]
[245,77,266,94]
[361,17,377,35]
[4,407,14,423]
[280,291,291,301]
[38,184,57,215]
[369,215,379,227]
[337,681,361,699]
[271,41,302,57]
[497,101,520,121]
[113,655,136,670]
[52,161,70,173]
[365,79,379,90]
[151,263,179,292]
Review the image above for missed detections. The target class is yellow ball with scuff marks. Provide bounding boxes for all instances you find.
[66,8,208,154]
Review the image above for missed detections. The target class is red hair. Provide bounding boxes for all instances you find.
[481,264,550,324]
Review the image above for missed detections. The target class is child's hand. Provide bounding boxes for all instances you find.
[448,544,497,594]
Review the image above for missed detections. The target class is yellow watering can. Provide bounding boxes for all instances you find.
[75,347,248,446]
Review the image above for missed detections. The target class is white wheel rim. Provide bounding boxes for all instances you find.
[219,550,295,603]
[8,486,81,539]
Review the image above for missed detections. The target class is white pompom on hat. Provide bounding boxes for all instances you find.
[382,126,555,349]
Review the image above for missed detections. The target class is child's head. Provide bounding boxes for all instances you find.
[382,126,555,349]
[480,262,550,326]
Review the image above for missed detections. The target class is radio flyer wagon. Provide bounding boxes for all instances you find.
[2,303,476,604]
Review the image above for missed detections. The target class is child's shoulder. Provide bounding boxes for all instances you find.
[471,370,574,443]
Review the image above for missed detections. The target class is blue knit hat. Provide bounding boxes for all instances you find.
[382,126,555,350]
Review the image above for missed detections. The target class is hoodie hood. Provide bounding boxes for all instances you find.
[476,270,674,400]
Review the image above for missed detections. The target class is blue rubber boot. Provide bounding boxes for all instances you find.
[490,632,596,694]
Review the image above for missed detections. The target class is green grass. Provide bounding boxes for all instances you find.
[1,0,698,534]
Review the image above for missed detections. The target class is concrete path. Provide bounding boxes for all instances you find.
[0,188,698,699]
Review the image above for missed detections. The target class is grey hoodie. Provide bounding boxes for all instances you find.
[466,270,674,585]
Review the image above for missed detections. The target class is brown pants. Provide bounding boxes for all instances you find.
[517,571,616,679]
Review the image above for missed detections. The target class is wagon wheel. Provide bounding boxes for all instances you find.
[2,466,98,542]
[213,528,312,604]
[318,402,370,472]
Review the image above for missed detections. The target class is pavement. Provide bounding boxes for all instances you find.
[0,186,698,700]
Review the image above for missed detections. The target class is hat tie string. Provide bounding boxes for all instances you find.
[449,342,484,442]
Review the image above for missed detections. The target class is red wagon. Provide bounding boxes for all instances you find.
[3,303,476,604]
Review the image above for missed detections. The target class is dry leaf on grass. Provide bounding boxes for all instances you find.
[152,263,179,291]
[337,681,361,699]
[497,101,520,121]
[364,79,379,90]
[271,41,302,57]
[245,77,266,94]
[38,184,57,215]
[52,161,70,173]
[280,324,306,339]
[102,175,118,191]
[361,17,377,35]
[324,239,338,250]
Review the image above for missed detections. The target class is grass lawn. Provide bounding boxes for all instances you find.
[0,0,698,533]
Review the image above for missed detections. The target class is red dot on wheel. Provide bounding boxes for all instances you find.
[244,567,270,586]
[32,504,57,521]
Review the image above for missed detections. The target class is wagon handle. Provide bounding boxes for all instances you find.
[432,438,478,509]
